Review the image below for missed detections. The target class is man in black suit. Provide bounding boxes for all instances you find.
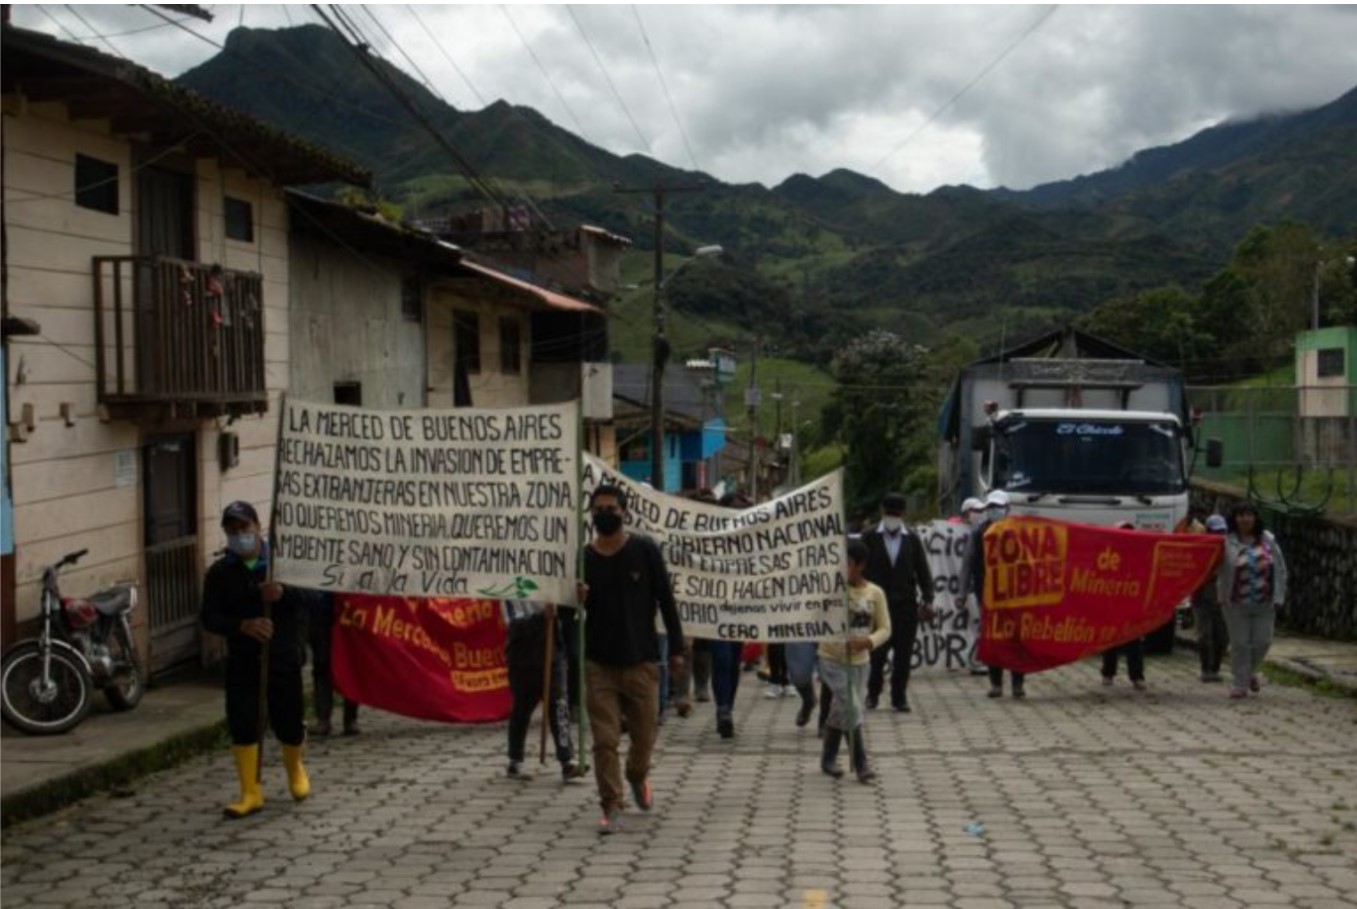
[863,492,936,712]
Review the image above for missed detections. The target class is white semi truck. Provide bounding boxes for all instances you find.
[938,328,1220,530]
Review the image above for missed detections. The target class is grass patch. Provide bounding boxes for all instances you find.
[0,720,228,832]
[1260,662,1357,700]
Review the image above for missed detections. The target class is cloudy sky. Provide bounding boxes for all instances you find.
[11,4,1357,192]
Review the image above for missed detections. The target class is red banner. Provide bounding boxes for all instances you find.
[332,595,511,723]
[978,517,1222,673]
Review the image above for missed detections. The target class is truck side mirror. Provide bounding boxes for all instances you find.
[971,425,992,452]
[1205,438,1223,469]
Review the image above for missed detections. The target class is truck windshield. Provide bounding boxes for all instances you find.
[993,419,1185,496]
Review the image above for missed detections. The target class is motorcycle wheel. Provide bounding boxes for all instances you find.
[103,627,144,711]
[1,642,93,735]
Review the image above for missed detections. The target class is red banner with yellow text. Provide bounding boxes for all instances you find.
[978,518,1222,673]
[332,595,510,723]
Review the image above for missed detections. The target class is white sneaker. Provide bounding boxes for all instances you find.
[763,685,783,699]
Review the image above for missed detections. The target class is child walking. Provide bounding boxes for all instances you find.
[819,539,891,784]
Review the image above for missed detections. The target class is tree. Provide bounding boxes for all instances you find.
[823,330,931,515]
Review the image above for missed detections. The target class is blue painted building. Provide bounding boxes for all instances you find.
[612,364,727,494]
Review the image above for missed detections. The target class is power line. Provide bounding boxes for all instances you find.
[405,3,487,108]
[500,4,591,142]
[63,4,126,57]
[566,5,652,153]
[359,4,446,105]
[631,5,700,173]
[311,4,509,214]
[870,5,1059,171]
[34,5,84,44]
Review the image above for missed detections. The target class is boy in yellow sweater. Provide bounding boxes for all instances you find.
[819,538,892,783]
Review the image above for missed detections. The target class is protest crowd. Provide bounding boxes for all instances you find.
[202,399,1266,835]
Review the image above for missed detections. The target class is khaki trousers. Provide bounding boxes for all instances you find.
[586,660,660,812]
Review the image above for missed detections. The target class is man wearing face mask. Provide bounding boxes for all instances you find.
[201,501,312,819]
[578,484,685,835]
[958,489,1027,698]
[863,492,935,713]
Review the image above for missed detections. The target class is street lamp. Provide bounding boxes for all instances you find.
[1313,255,1357,331]
[651,244,723,490]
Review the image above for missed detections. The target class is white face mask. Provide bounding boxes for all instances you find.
[882,516,904,533]
[987,506,1008,522]
[967,512,984,527]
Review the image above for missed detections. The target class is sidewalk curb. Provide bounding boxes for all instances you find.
[1,719,227,832]
[1175,632,1357,696]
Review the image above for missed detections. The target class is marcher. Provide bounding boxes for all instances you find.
[308,592,360,736]
[1193,514,1231,682]
[1218,502,1287,699]
[580,484,685,834]
[504,600,586,782]
[710,491,752,739]
[863,492,935,712]
[959,490,1027,698]
[200,501,310,819]
[820,539,890,783]
[959,496,988,676]
[763,644,791,698]
[1101,523,1147,691]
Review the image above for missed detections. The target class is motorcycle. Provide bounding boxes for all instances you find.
[1,549,144,735]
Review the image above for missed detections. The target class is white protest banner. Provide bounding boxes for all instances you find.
[912,520,978,671]
[583,454,847,642]
[272,399,579,602]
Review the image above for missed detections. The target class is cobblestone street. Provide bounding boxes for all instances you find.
[3,653,1355,909]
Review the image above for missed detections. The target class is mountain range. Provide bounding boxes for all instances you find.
[177,24,1357,361]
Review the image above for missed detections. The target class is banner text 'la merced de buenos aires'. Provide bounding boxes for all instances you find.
[272,399,580,604]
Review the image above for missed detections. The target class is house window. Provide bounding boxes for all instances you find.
[499,316,522,374]
[333,382,362,406]
[224,197,254,242]
[74,154,119,214]
[1317,348,1345,378]
[401,276,423,322]
[454,310,481,374]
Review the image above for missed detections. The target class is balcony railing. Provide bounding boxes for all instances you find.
[93,256,267,417]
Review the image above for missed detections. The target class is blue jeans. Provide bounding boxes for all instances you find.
[786,643,818,688]
[710,641,743,716]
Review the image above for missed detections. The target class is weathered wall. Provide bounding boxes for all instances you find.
[1192,480,1357,642]
[2,97,289,666]
[426,288,530,409]
[287,232,425,410]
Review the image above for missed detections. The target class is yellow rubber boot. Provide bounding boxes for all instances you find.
[280,743,311,801]
[223,745,265,819]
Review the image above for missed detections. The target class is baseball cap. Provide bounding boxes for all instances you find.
[961,497,984,514]
[984,490,1010,508]
[1205,514,1227,532]
[221,500,260,527]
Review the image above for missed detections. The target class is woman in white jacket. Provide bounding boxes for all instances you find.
[1216,502,1288,699]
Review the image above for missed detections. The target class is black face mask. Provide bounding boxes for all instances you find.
[592,511,624,535]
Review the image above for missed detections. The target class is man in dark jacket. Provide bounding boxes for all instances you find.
[579,483,684,835]
[201,501,311,819]
[863,492,935,712]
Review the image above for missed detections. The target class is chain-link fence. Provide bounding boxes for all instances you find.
[1188,384,1357,515]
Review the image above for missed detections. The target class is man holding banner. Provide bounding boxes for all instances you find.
[580,484,685,835]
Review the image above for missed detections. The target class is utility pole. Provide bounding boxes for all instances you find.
[746,337,761,498]
[790,398,801,486]
[613,182,706,490]
[773,378,784,490]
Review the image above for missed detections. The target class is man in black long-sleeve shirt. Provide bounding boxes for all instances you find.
[200,501,312,819]
[580,483,684,835]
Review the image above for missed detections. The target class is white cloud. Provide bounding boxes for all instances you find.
[9,4,1355,193]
